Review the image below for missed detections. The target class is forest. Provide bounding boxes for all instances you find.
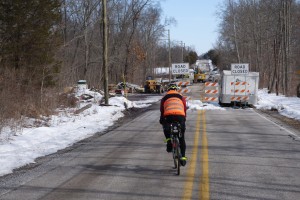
[215,0,300,97]
[0,0,299,132]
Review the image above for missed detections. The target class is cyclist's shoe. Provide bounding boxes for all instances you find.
[180,156,187,166]
[166,141,172,152]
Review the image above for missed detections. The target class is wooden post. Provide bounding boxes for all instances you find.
[102,0,109,104]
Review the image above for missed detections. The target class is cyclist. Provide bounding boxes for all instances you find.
[159,83,187,166]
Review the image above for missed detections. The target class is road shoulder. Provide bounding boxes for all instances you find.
[254,108,300,140]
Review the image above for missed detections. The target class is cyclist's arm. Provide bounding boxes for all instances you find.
[160,98,165,122]
[181,97,187,116]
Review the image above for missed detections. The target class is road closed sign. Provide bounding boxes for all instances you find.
[172,63,189,74]
[231,63,249,75]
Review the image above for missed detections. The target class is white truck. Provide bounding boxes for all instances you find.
[195,59,212,72]
[219,70,259,105]
[194,59,213,82]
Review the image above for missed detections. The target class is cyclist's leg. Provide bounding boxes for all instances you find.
[163,122,172,152]
[175,117,186,156]
[179,133,186,157]
[179,120,187,166]
[179,135,187,166]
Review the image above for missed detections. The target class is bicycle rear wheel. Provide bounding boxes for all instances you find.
[176,147,180,175]
[173,146,177,169]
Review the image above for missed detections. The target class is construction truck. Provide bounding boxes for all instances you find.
[193,59,212,83]
[194,71,206,83]
[144,79,163,93]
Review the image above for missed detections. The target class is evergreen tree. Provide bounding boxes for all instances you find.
[0,0,61,85]
[203,49,220,67]
[184,51,198,65]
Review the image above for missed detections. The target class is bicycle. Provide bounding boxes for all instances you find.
[170,122,183,175]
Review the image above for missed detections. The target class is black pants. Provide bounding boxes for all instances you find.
[162,115,186,157]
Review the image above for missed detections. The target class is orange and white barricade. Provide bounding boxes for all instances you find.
[204,97,218,102]
[176,81,190,87]
[231,96,249,101]
[231,82,249,102]
[230,82,248,86]
[178,88,191,94]
[204,82,219,102]
[205,82,218,87]
[179,87,191,103]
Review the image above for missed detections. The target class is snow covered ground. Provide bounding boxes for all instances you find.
[0,88,299,177]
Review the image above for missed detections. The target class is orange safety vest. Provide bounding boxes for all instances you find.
[163,97,185,116]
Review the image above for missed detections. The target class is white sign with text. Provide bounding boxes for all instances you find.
[231,63,249,75]
[172,63,189,74]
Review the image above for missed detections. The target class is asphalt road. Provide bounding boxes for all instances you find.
[0,84,299,200]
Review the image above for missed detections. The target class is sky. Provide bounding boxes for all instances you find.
[0,87,300,177]
[160,0,224,55]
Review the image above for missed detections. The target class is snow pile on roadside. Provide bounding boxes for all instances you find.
[256,88,300,120]
[188,100,225,111]
[0,91,161,176]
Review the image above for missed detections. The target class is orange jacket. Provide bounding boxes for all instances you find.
[160,90,187,117]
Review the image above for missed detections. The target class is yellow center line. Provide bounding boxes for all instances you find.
[182,110,201,200]
[200,110,210,200]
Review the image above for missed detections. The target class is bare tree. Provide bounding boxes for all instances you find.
[216,0,299,96]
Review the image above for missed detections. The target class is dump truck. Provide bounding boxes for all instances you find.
[194,60,212,83]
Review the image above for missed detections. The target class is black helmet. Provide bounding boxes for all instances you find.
[167,83,178,91]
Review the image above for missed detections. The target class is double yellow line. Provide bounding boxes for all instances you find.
[182,110,210,200]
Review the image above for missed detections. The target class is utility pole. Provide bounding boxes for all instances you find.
[181,41,184,62]
[168,29,171,82]
[102,0,109,104]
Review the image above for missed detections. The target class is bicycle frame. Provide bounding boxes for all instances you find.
[170,122,182,175]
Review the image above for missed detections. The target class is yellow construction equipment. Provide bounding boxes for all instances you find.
[194,71,206,83]
[144,80,163,93]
